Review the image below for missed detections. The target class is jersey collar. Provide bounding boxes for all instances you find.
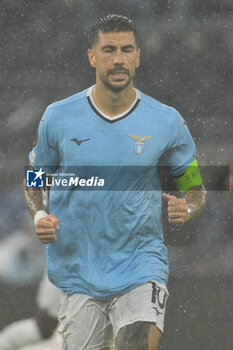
[87,85,141,124]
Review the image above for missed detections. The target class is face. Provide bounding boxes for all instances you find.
[88,31,140,92]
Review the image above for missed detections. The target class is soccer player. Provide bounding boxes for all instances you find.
[24,14,206,350]
[0,272,61,349]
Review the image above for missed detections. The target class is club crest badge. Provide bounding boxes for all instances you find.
[127,135,153,155]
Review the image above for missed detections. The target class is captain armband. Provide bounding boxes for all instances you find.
[174,159,203,192]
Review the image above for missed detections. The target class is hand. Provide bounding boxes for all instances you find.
[36,214,60,244]
[162,193,190,226]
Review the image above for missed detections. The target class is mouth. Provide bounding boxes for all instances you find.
[108,70,129,81]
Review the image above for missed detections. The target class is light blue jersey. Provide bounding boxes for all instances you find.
[29,86,196,299]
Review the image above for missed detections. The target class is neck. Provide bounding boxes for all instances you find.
[92,81,136,117]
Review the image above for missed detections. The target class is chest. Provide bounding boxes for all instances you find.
[55,122,170,166]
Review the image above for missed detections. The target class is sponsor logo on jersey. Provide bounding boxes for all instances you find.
[70,138,90,146]
[127,135,152,155]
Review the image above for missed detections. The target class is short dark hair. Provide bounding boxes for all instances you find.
[88,14,139,48]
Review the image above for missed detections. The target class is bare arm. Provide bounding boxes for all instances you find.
[162,185,207,225]
[185,185,207,221]
[23,166,59,243]
[23,167,49,218]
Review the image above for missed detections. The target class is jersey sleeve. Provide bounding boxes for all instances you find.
[29,109,59,173]
[163,112,197,176]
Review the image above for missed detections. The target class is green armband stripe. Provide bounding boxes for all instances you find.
[174,159,203,192]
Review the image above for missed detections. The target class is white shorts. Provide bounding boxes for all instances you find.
[36,271,62,317]
[57,281,169,350]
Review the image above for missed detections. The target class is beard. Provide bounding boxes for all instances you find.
[98,68,134,92]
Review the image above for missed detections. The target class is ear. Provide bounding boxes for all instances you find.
[87,49,96,68]
[136,48,141,68]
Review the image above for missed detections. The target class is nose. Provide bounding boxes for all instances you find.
[113,49,124,65]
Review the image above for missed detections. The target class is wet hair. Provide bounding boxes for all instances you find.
[88,14,139,48]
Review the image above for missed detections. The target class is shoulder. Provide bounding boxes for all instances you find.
[41,88,89,125]
[139,90,181,124]
[46,88,88,113]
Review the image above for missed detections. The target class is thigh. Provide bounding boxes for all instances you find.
[109,281,169,349]
[115,321,161,350]
[57,293,114,350]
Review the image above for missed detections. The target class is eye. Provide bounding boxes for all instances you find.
[122,46,134,53]
[102,46,115,53]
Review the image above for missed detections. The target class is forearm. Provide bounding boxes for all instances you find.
[185,184,207,221]
[23,177,58,243]
[23,184,48,218]
[163,185,206,226]
[23,169,49,219]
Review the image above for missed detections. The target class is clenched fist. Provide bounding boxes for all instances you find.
[36,214,60,244]
[162,193,190,226]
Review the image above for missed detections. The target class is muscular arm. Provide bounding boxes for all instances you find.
[163,159,206,225]
[162,185,207,226]
[23,166,49,218]
[185,184,207,221]
[23,166,59,243]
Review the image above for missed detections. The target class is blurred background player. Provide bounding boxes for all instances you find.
[0,271,61,350]
[0,211,61,349]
